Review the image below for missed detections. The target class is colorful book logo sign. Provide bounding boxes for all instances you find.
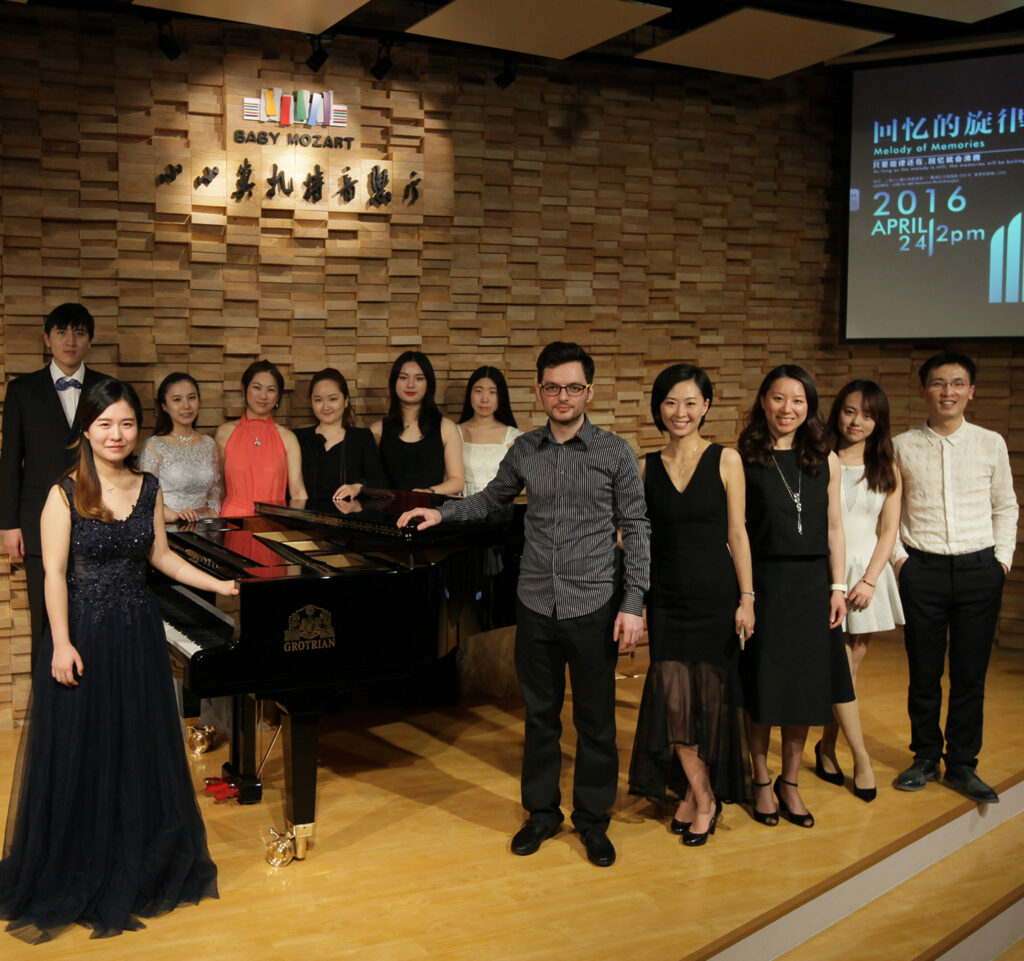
[243,89,348,127]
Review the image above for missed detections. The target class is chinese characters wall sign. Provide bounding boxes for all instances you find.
[154,84,452,217]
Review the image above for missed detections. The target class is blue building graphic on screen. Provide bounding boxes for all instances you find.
[989,213,1023,303]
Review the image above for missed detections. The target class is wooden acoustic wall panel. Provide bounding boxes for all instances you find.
[1,7,1022,724]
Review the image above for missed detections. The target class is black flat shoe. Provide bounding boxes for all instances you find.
[814,740,845,787]
[683,800,721,847]
[511,819,559,856]
[774,777,814,828]
[751,779,779,826]
[580,827,615,867]
[894,758,939,792]
[943,764,999,804]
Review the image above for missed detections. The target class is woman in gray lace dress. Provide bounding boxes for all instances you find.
[140,372,222,521]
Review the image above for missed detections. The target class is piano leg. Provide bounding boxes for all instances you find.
[281,709,320,859]
[222,693,263,804]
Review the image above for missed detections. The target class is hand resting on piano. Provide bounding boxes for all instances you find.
[396,507,442,530]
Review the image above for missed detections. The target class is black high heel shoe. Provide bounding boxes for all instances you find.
[670,817,690,835]
[751,779,779,826]
[683,800,722,847]
[853,764,877,803]
[774,777,814,828]
[814,740,845,787]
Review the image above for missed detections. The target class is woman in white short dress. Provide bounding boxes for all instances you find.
[457,366,522,495]
[815,380,903,802]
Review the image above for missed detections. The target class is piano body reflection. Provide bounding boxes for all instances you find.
[155,492,521,859]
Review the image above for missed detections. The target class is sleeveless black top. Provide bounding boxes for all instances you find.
[379,426,445,491]
[744,449,829,557]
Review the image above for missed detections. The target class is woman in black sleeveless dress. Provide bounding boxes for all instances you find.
[370,351,464,494]
[0,379,237,942]
[738,365,854,828]
[629,365,754,847]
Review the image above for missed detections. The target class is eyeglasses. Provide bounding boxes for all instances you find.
[926,379,970,391]
[540,383,590,397]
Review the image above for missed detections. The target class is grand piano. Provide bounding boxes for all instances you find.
[154,491,521,859]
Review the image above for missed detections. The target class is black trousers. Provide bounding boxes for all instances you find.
[24,552,47,670]
[898,546,1005,768]
[514,599,618,832]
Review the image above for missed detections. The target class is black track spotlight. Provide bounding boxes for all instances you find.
[370,40,393,81]
[306,35,329,73]
[157,21,181,61]
[494,60,517,89]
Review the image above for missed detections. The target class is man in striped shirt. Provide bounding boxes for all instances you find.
[398,342,650,867]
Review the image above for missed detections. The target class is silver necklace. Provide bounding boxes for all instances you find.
[771,453,803,535]
[246,419,268,447]
[172,431,195,444]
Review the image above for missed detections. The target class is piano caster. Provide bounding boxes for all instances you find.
[264,827,295,867]
[289,822,314,860]
[186,724,218,757]
[263,822,313,866]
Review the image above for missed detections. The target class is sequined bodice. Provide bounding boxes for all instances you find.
[62,473,156,618]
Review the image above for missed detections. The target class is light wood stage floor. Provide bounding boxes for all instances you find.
[0,634,1022,960]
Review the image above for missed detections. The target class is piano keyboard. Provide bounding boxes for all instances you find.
[158,584,236,660]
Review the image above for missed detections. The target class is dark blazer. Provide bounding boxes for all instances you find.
[0,365,107,555]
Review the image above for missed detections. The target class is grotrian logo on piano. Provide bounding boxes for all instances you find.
[283,605,337,652]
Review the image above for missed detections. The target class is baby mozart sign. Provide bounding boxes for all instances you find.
[155,83,453,216]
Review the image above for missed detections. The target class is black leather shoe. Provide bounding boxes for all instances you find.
[894,758,939,791]
[580,828,615,867]
[943,764,1000,804]
[511,820,558,856]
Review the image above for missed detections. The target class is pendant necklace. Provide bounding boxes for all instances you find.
[676,443,702,477]
[771,452,803,534]
[246,416,268,447]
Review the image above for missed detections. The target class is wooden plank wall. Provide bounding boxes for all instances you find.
[1,7,1021,725]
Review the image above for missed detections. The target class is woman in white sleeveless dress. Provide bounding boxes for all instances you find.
[457,366,521,495]
[815,380,903,801]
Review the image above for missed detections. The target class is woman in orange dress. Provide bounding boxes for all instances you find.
[215,360,306,517]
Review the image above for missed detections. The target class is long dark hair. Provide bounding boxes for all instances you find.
[309,367,357,429]
[738,364,830,475]
[826,379,897,494]
[458,366,518,428]
[66,378,144,523]
[153,372,200,436]
[382,351,441,437]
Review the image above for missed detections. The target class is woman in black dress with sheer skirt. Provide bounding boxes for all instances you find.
[629,365,755,847]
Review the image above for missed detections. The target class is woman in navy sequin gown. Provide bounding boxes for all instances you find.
[0,379,237,942]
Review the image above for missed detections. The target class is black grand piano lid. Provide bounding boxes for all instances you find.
[255,491,518,536]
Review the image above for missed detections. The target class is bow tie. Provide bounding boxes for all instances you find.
[56,377,82,391]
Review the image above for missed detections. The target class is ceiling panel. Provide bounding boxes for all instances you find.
[636,7,893,79]
[407,0,670,60]
[132,0,371,35]
[849,0,1024,23]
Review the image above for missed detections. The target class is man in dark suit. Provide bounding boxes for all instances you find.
[0,303,107,663]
